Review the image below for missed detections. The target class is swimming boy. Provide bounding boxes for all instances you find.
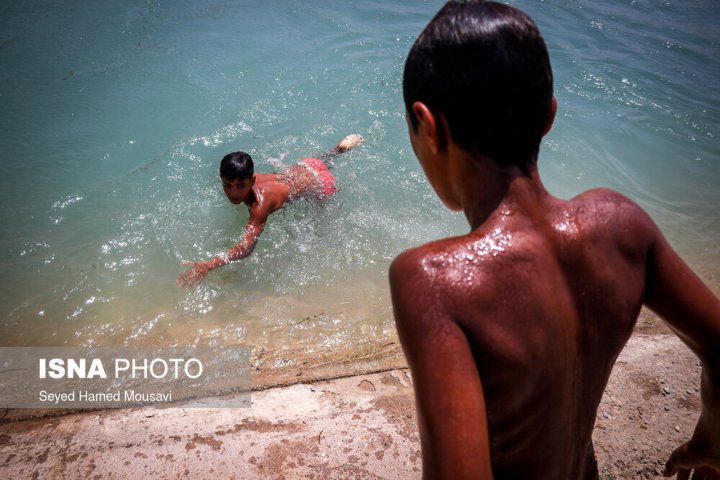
[177,134,364,288]
[390,1,720,479]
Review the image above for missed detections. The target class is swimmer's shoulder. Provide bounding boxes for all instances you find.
[249,178,291,214]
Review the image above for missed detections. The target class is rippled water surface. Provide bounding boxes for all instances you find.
[1,1,718,373]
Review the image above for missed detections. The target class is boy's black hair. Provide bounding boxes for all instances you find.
[219,151,254,180]
[403,0,553,172]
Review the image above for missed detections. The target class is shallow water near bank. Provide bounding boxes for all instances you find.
[1,1,718,381]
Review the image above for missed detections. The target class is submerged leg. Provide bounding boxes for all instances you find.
[316,134,364,163]
[335,133,364,153]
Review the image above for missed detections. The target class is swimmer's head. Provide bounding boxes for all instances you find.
[220,151,254,204]
[220,151,254,180]
[403,0,554,173]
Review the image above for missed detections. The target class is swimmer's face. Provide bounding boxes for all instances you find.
[221,176,254,205]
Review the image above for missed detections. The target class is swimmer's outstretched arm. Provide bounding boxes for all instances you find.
[176,221,264,288]
[642,224,720,478]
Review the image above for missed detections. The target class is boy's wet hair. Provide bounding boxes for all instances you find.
[403,0,553,172]
[220,151,254,180]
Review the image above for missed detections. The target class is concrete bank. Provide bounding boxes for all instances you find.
[0,334,702,480]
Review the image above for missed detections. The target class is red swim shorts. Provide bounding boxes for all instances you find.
[299,157,338,196]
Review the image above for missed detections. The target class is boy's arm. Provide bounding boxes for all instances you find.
[389,250,494,480]
[642,227,720,478]
[176,208,268,288]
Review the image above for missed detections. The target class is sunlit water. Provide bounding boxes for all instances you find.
[1,1,718,380]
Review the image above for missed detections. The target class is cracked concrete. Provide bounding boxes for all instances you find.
[0,334,703,479]
[1,370,421,479]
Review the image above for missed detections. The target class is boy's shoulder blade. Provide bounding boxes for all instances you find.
[391,187,658,297]
[391,236,462,293]
[565,187,658,244]
[389,232,517,299]
[570,187,644,214]
[390,235,474,279]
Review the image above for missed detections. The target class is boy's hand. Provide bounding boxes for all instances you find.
[664,440,720,479]
[177,261,212,288]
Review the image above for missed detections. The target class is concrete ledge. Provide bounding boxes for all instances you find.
[0,334,702,479]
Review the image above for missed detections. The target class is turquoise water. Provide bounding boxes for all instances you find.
[1,1,718,368]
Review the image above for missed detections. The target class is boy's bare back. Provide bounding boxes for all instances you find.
[393,2,720,478]
[392,183,702,478]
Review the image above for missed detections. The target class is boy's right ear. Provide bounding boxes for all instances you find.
[412,102,442,155]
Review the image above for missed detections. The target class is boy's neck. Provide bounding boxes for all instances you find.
[449,146,550,231]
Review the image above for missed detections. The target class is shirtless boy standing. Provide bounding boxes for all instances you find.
[390,1,720,479]
[177,134,363,288]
